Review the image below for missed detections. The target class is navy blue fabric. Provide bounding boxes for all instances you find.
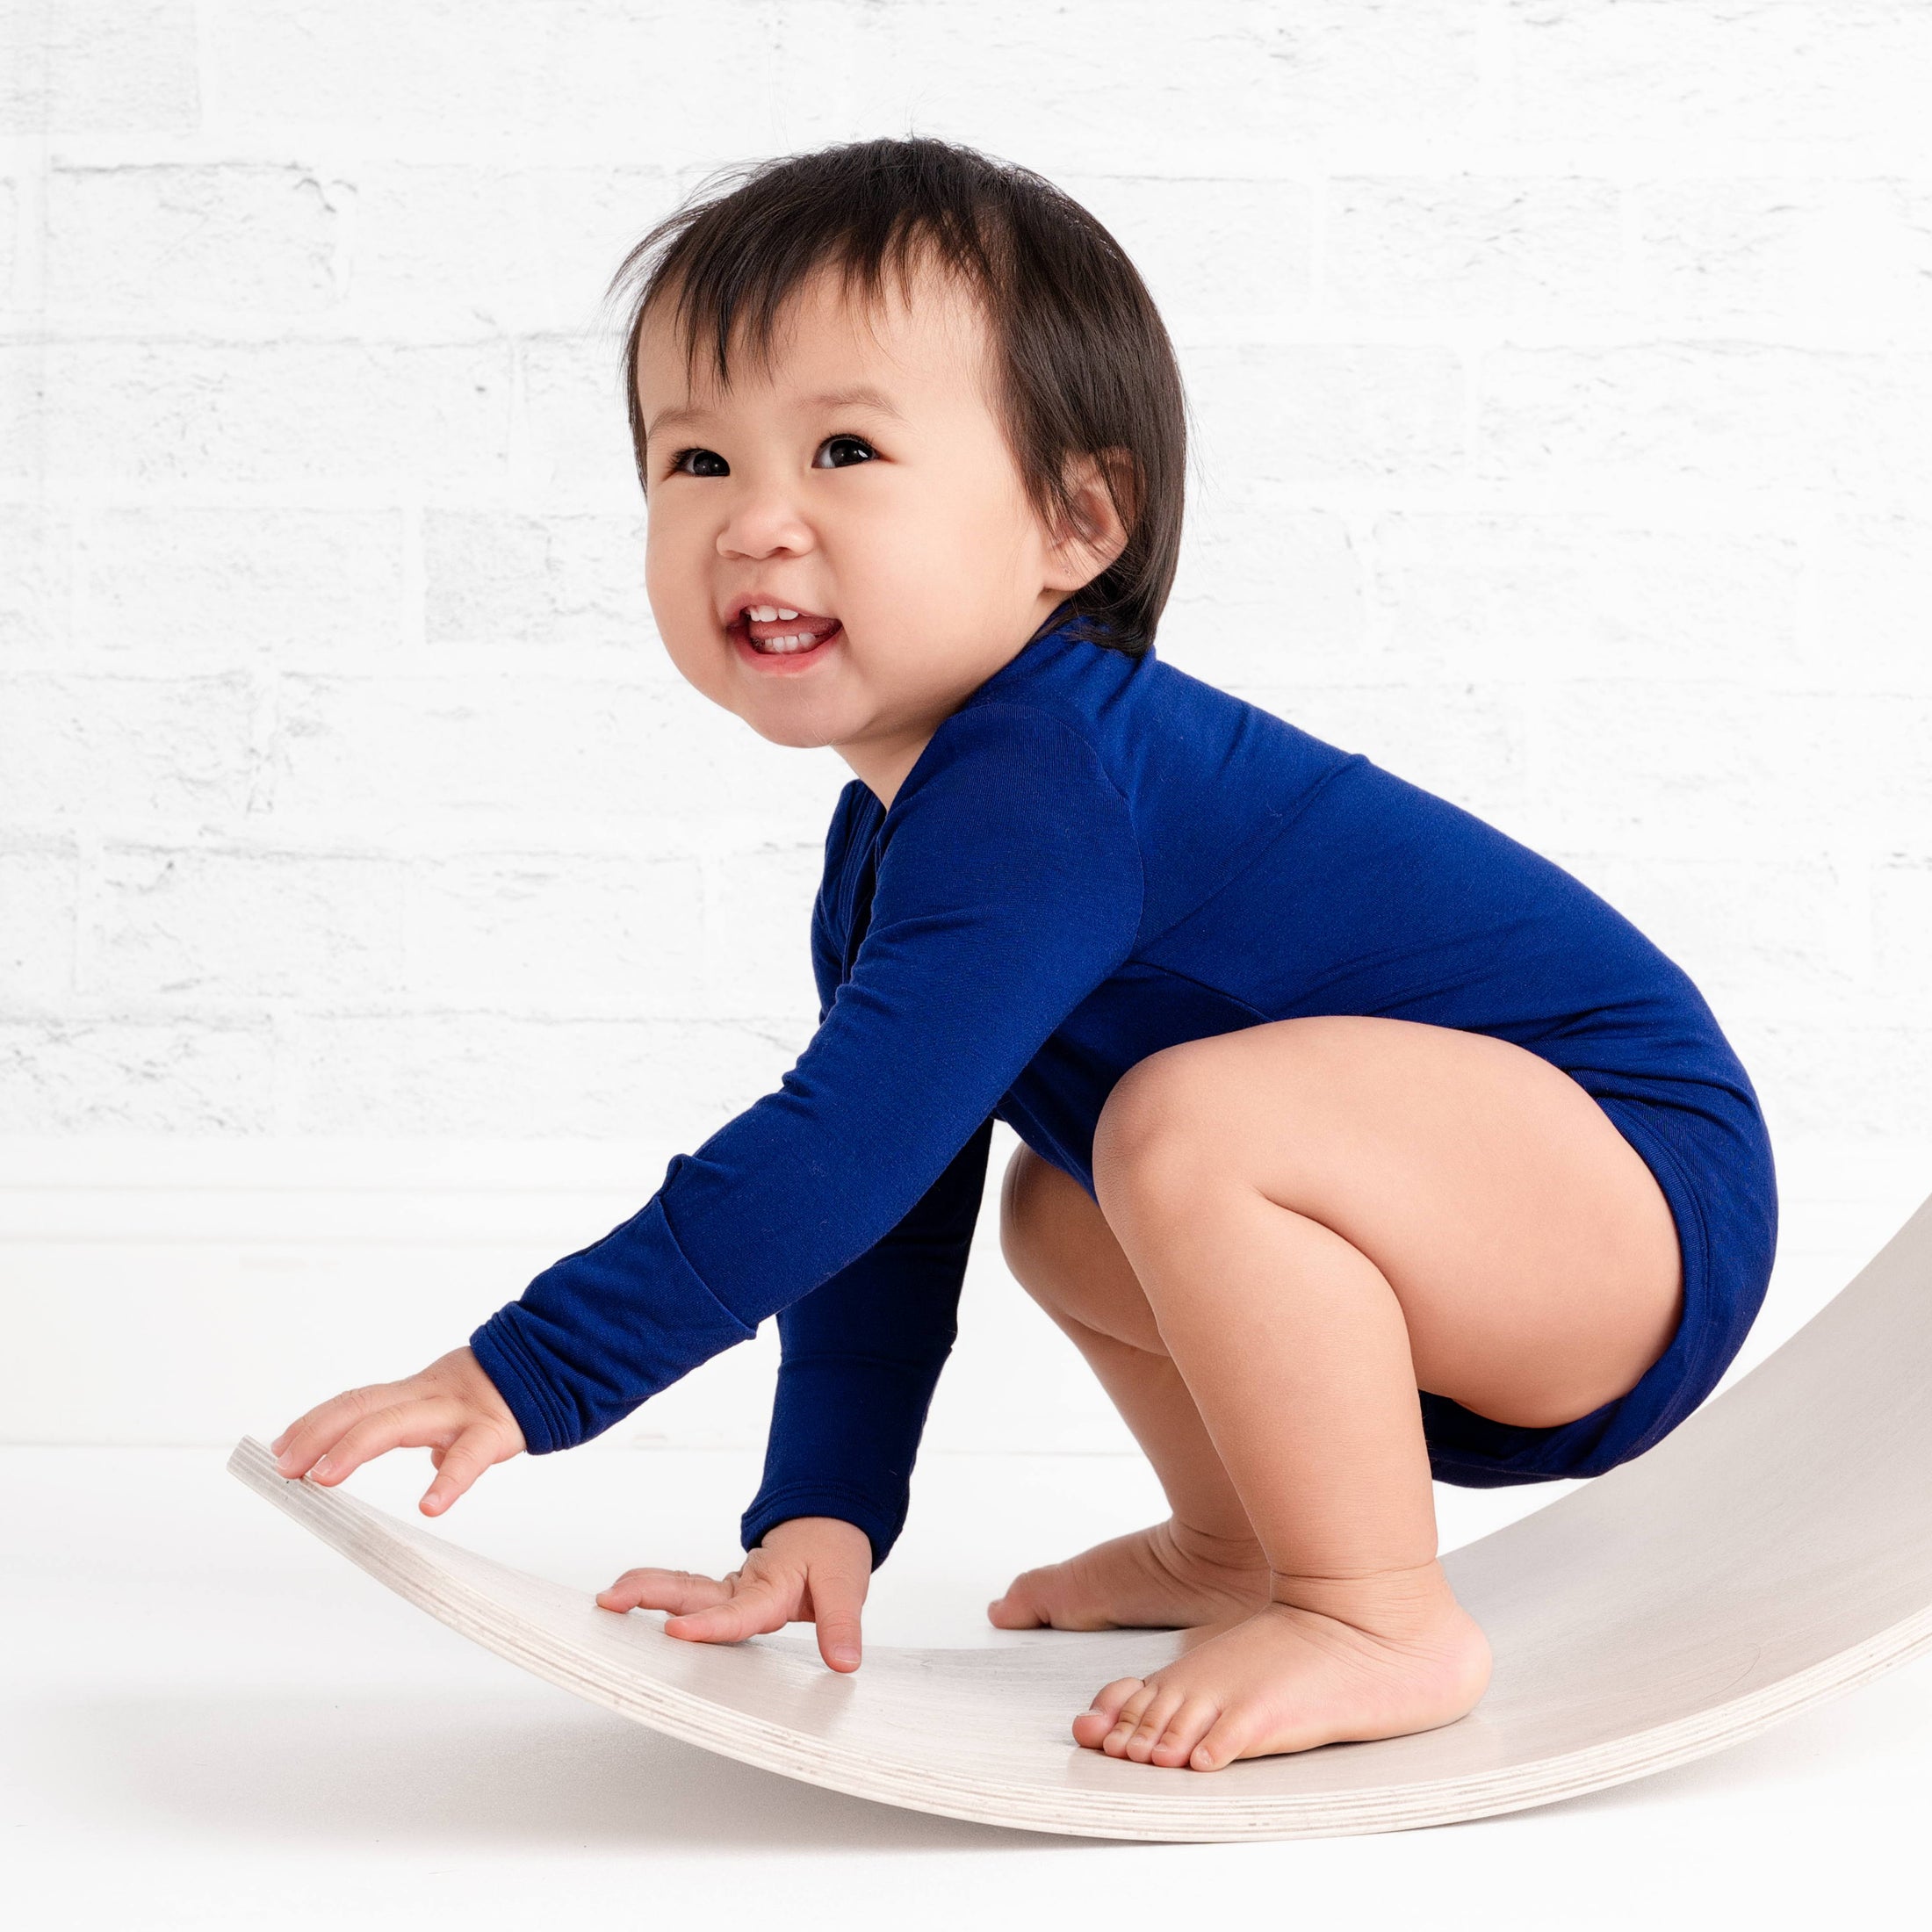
[471,609,1778,1568]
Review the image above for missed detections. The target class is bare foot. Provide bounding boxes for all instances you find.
[1070,1560,1493,1770]
[987,1519,1272,1632]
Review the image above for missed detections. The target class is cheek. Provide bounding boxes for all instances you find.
[642,513,729,695]
[642,502,680,582]
[644,510,712,625]
[838,471,1033,626]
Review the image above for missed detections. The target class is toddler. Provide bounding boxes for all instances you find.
[272,136,1778,1774]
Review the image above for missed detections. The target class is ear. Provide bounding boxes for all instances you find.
[1041,446,1136,594]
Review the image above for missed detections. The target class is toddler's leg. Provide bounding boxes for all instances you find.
[988,1144,1273,1630]
[1018,1014,1683,1771]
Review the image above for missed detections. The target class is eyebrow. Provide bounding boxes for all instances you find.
[645,384,906,442]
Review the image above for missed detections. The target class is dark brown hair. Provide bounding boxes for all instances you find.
[605,136,1189,660]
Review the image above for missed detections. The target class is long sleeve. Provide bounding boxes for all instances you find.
[739,1112,994,1569]
[468,699,1144,1459]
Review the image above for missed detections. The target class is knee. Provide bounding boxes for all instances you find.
[998,1142,1073,1301]
[998,1143,1153,1344]
[1091,1048,1218,1222]
[1005,1135,1135,1321]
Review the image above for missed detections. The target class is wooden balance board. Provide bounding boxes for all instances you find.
[228,1186,1932,1842]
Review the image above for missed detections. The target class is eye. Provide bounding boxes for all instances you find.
[668,446,728,479]
[814,434,877,469]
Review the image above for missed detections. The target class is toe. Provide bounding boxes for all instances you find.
[1122,1683,1187,1763]
[991,1564,1082,1631]
[1102,1682,1159,1758]
[1189,1709,1251,1772]
[1150,1695,1219,1769]
[1070,1709,1110,1748]
[986,1582,1043,1630]
[1072,1675,1144,1749]
[1006,1561,1115,1633]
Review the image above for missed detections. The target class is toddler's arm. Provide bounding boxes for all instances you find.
[740,1113,994,1569]
[271,1344,524,1515]
[468,705,1143,1457]
[271,706,1139,1517]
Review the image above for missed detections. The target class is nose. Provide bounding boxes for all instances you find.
[716,474,814,561]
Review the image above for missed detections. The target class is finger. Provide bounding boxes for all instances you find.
[595,1568,732,1616]
[272,1403,349,1475]
[806,1565,869,1673]
[306,1399,462,1486]
[273,1384,394,1478]
[419,1425,496,1516]
[270,1406,341,1458]
[663,1578,791,1645]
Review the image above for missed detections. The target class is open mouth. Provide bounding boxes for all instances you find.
[730,604,843,666]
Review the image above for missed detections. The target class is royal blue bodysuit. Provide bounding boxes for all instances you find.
[470,609,1779,1568]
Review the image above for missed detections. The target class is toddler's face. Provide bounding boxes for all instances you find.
[633,250,1121,805]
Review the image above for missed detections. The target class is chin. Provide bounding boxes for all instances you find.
[741,710,842,752]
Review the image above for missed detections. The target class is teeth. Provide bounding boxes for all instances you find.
[754,632,818,653]
[743,604,804,624]
[775,607,799,620]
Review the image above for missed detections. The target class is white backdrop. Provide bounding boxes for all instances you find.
[4,0,1930,1459]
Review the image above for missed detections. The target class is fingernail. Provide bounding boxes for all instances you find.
[830,1647,859,1668]
[312,1455,332,1478]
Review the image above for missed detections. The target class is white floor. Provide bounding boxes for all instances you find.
[6,1441,1930,1931]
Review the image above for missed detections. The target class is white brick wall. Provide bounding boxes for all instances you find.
[4,1,1931,1453]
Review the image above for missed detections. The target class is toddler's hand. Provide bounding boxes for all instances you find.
[270,1344,525,1517]
[596,1516,872,1673]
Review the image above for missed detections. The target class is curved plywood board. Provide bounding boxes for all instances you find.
[229,1186,1932,1841]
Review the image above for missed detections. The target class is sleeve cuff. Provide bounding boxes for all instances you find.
[469,1190,757,1455]
[740,1481,905,1573]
